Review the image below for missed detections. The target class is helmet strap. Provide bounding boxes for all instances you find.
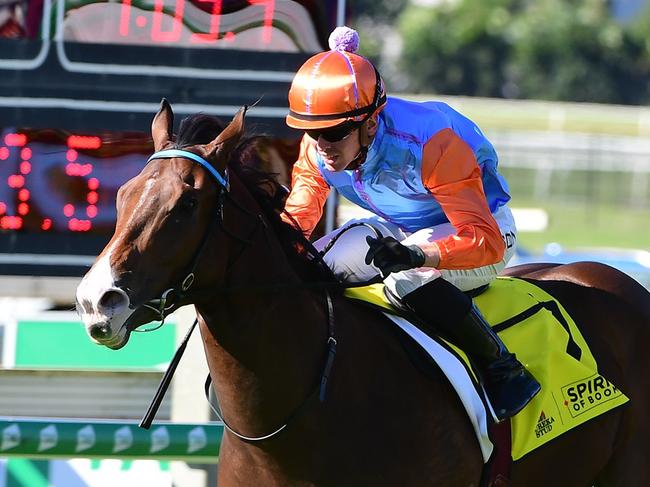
[358,119,371,147]
[346,145,368,171]
[346,112,378,170]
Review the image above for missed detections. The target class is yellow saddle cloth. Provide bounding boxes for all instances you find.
[345,277,629,461]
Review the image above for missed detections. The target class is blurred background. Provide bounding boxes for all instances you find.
[0,0,648,485]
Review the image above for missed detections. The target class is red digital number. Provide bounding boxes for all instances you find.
[248,0,274,44]
[119,0,275,47]
[66,135,102,232]
[152,0,185,43]
[0,133,27,230]
[0,133,103,232]
[190,0,222,44]
[119,0,132,37]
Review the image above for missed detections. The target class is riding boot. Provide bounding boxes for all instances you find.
[400,278,541,421]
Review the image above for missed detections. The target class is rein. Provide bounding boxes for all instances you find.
[138,148,340,440]
[204,291,337,441]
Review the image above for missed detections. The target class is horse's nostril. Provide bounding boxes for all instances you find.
[89,323,111,340]
[98,289,128,313]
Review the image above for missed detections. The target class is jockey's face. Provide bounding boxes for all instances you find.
[309,117,378,172]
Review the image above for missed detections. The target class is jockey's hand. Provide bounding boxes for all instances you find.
[365,236,426,277]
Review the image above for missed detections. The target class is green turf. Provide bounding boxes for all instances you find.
[502,166,650,252]
[511,199,649,252]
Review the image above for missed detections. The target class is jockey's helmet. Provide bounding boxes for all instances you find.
[286,27,387,131]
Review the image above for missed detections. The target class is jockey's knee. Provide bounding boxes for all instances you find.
[315,226,382,283]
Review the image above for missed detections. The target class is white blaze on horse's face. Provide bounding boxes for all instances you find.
[76,174,163,348]
[76,243,132,349]
[75,168,178,349]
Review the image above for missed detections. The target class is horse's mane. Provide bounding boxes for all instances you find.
[175,113,337,284]
[176,114,226,147]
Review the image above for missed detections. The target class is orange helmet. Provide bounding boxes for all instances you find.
[286,27,387,130]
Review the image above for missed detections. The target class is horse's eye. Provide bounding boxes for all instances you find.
[179,197,197,212]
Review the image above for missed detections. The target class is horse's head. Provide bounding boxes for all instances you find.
[76,100,245,349]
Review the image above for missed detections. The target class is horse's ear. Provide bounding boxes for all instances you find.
[202,106,246,163]
[151,98,174,151]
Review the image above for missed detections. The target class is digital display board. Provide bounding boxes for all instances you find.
[0,0,324,53]
[61,0,325,52]
[115,0,278,46]
[0,0,338,275]
[0,128,150,234]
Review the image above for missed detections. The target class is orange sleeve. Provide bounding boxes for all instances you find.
[282,135,331,238]
[421,128,505,270]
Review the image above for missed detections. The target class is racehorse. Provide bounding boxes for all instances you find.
[76,101,650,486]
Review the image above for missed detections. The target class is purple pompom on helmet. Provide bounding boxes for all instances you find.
[328,26,360,53]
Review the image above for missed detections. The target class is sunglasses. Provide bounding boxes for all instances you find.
[306,122,359,143]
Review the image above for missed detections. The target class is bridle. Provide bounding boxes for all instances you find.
[135,147,338,443]
[131,148,261,327]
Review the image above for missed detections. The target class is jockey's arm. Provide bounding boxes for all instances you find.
[282,136,331,238]
[420,128,505,270]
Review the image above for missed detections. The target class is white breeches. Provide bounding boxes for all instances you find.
[314,206,518,299]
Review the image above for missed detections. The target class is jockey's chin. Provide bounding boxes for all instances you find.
[322,154,351,172]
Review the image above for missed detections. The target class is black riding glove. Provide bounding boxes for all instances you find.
[365,236,427,277]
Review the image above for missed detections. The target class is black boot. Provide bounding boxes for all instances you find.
[453,305,541,420]
[401,279,541,421]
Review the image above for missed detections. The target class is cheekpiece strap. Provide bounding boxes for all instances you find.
[148,149,230,191]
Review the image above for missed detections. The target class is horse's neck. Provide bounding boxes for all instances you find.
[196,208,327,438]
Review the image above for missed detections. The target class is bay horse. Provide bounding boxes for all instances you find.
[76,101,650,486]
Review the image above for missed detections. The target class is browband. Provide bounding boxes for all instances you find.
[147,149,229,191]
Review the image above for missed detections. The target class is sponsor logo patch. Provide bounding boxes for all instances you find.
[561,374,623,417]
[534,410,555,438]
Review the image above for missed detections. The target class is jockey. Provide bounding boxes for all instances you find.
[282,26,540,421]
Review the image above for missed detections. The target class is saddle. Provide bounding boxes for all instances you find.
[344,277,629,461]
